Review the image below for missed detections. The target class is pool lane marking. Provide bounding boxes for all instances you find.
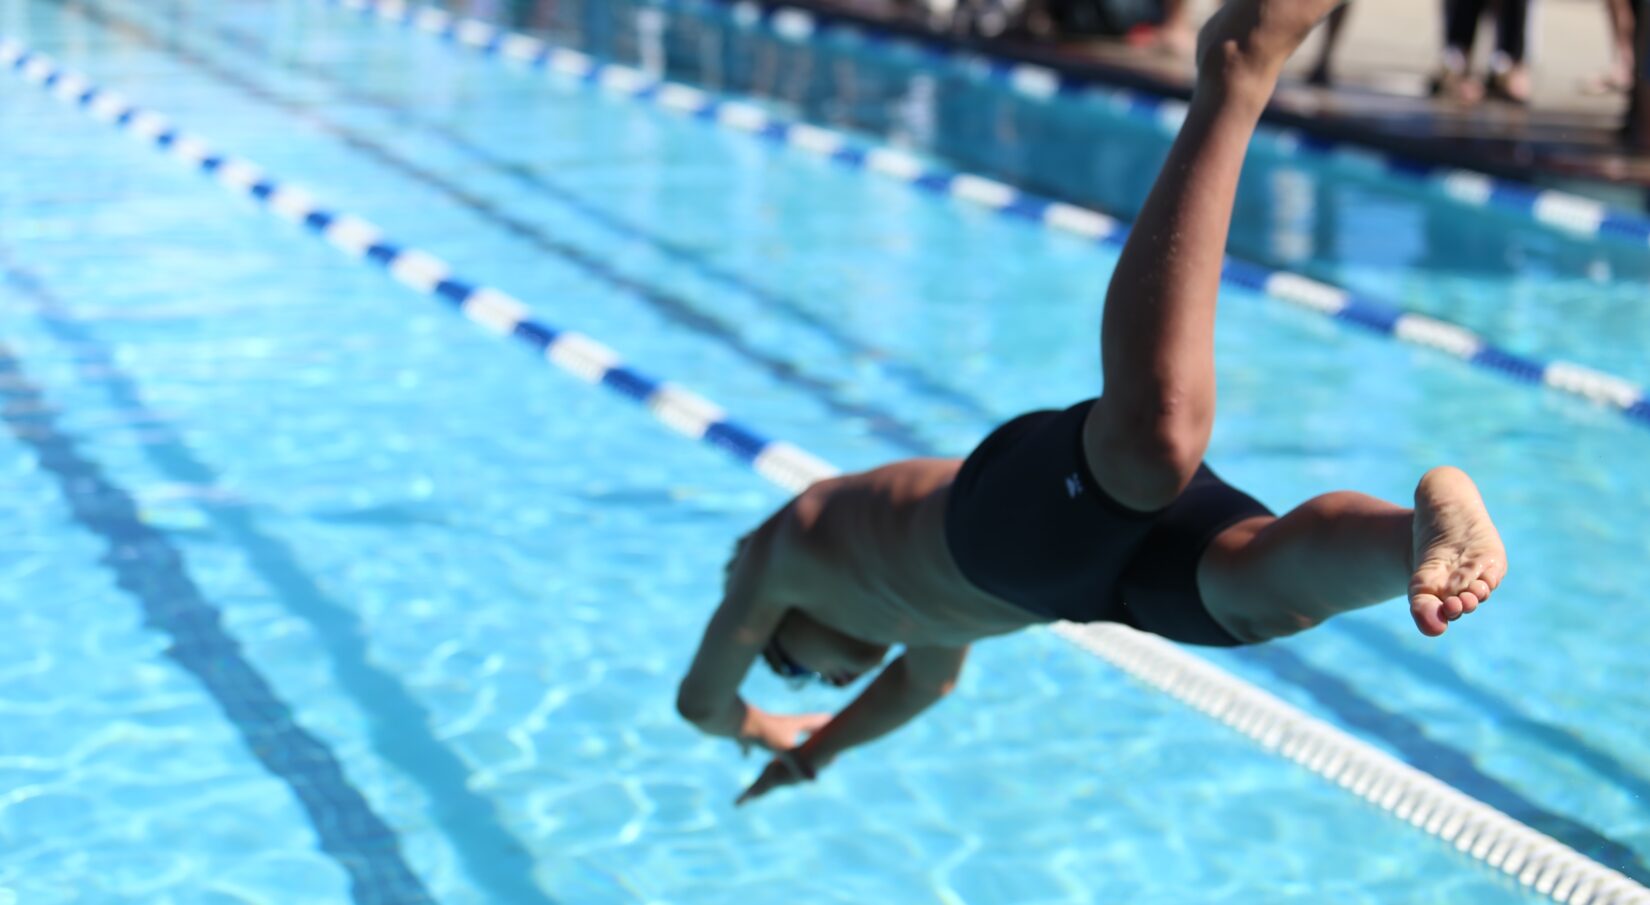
[1232,641,1650,886]
[324,0,1650,436]
[680,0,1650,250]
[5,39,1647,905]
[1332,617,1650,826]
[56,0,949,461]
[0,348,435,905]
[155,2,997,427]
[0,39,835,496]
[150,0,1650,838]
[0,257,559,905]
[1056,624,1650,905]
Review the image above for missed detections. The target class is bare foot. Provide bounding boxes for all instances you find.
[1581,61,1633,96]
[1429,67,1486,105]
[1195,0,1347,88]
[1409,466,1508,637]
[1485,64,1531,106]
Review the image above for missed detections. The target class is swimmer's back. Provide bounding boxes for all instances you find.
[782,459,1041,646]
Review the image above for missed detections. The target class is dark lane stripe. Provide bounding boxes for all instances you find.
[197,13,995,425]
[56,0,940,458]
[1237,644,1650,885]
[1333,619,1650,821]
[0,335,432,904]
[0,258,556,905]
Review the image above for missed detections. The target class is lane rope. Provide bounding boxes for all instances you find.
[5,34,1648,904]
[681,0,1650,249]
[324,0,1650,435]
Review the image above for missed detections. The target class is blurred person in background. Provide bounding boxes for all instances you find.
[1431,0,1534,104]
[988,0,1167,39]
[1585,0,1637,94]
[1133,0,1199,54]
[1305,3,1350,84]
[1627,0,1650,148]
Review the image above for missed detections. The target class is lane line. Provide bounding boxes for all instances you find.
[324,0,1650,437]
[150,3,997,424]
[0,326,435,905]
[6,36,1648,904]
[59,0,949,460]
[678,0,1650,249]
[0,252,558,905]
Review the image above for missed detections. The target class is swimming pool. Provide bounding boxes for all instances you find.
[1,0,1647,902]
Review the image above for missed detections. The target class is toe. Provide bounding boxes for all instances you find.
[1449,564,1479,590]
[1439,595,1465,621]
[1457,591,1480,614]
[1482,559,1508,588]
[1466,579,1491,602]
[1410,594,1450,637]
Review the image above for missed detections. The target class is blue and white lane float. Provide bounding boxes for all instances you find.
[4,38,1647,905]
[0,59,832,496]
[680,0,1650,249]
[322,0,1650,435]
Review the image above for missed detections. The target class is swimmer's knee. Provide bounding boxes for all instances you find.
[1085,402,1207,510]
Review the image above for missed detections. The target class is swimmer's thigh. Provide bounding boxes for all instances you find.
[1115,465,1274,646]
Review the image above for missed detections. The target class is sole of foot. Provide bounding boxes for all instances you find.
[1409,466,1508,637]
[1195,0,1348,86]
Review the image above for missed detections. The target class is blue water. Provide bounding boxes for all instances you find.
[0,0,1645,903]
[625,0,1650,387]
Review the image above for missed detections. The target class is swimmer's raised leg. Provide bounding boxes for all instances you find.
[1199,466,1508,641]
[1084,0,1346,511]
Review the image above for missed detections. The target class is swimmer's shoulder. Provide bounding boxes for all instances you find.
[792,459,961,517]
[779,459,960,570]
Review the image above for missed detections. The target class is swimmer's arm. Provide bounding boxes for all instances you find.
[737,646,967,804]
[676,599,782,742]
[799,645,968,771]
[676,534,788,743]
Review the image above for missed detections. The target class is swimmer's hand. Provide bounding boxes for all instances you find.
[735,748,820,806]
[737,709,831,756]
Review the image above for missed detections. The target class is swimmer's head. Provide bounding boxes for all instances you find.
[762,610,889,689]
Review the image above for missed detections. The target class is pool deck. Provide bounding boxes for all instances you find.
[790,0,1650,208]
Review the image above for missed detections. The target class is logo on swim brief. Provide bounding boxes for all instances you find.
[1065,472,1082,499]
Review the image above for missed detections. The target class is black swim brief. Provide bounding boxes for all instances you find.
[944,399,1274,647]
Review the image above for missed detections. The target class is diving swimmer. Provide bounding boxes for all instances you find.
[676,0,1508,805]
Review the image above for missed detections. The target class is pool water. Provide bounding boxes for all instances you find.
[0,0,1645,902]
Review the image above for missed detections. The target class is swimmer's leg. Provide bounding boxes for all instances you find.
[1085,0,1343,511]
[1199,467,1508,641]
